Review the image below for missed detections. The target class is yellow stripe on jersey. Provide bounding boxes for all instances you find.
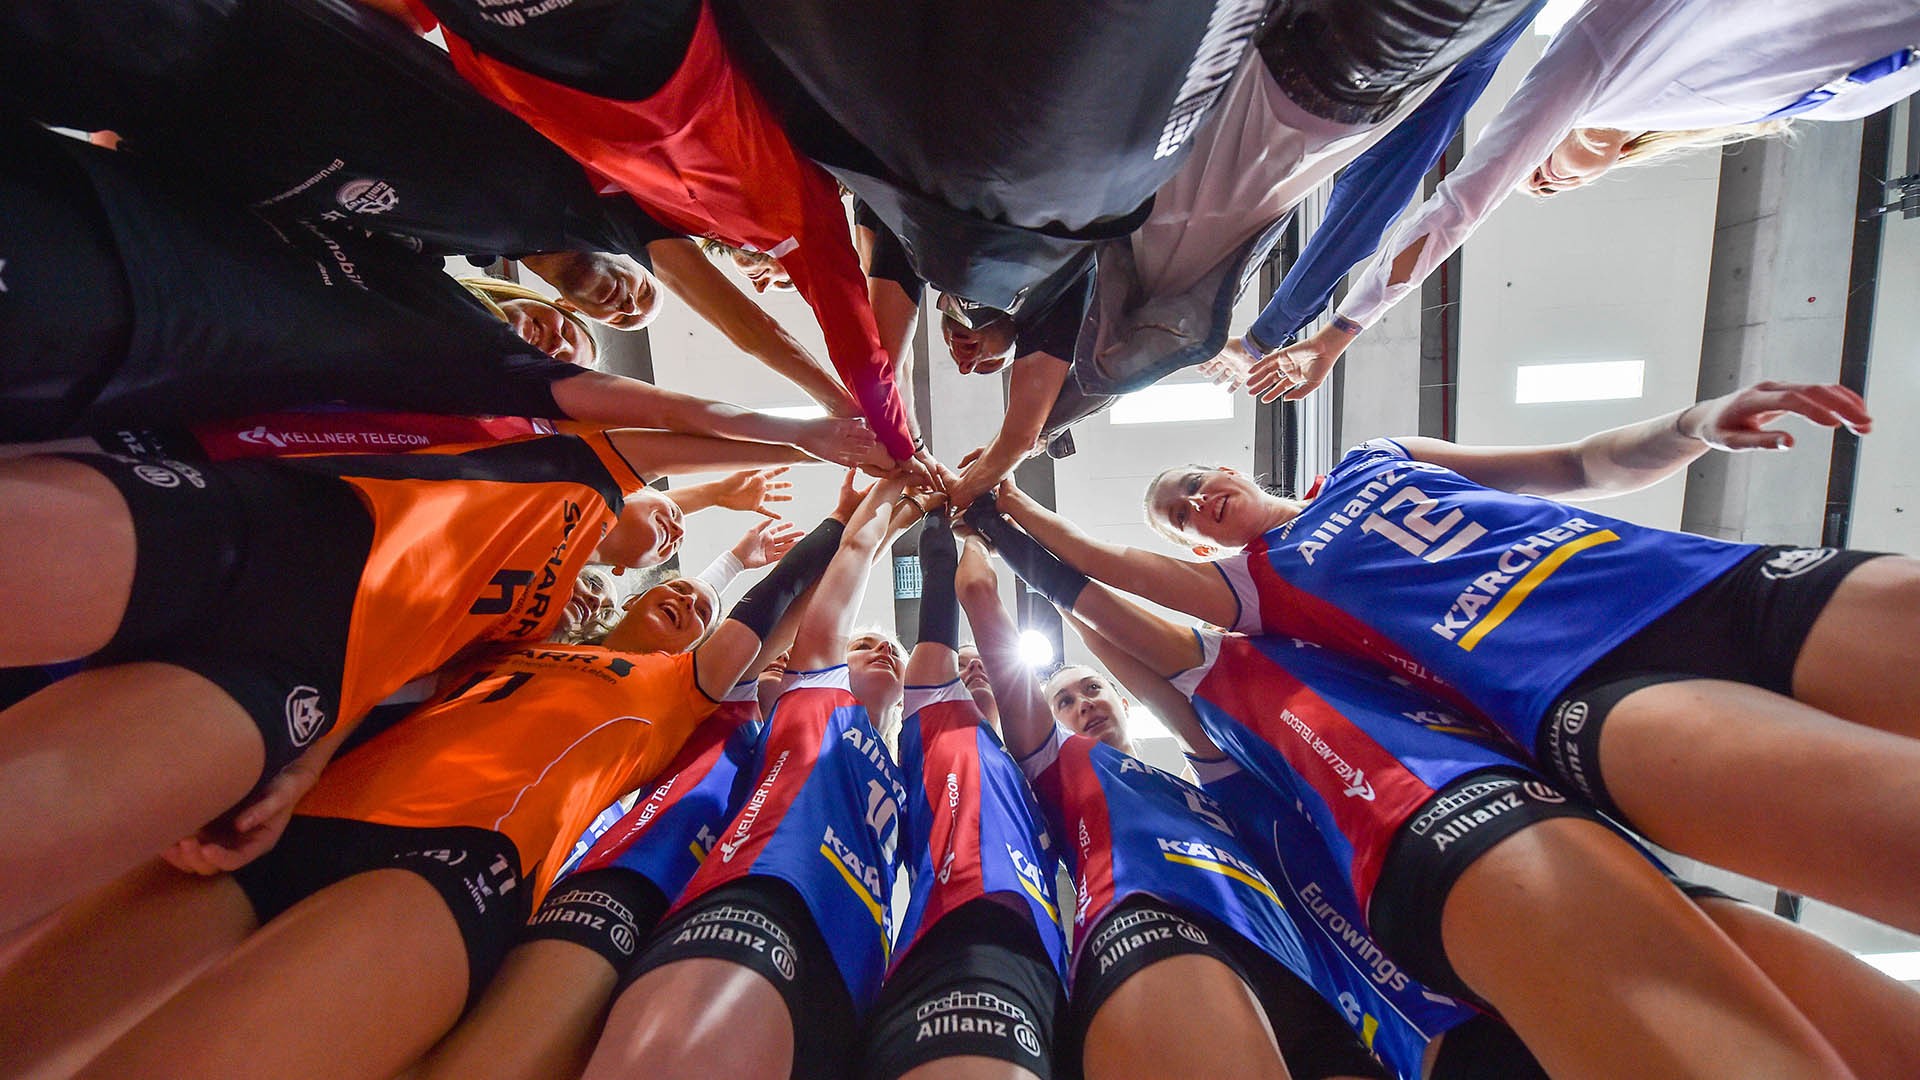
[1458,530,1620,652]
[821,843,886,926]
[1161,852,1282,905]
[1018,869,1060,923]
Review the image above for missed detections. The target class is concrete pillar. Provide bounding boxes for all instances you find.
[1682,123,1865,544]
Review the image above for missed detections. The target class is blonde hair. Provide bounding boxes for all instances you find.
[458,277,600,368]
[1616,120,1793,169]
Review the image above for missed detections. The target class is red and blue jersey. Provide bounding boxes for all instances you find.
[893,680,1068,979]
[566,681,765,899]
[1017,726,1310,989]
[1196,760,1477,1080]
[674,667,906,1010]
[1176,630,1525,913]
[1218,439,1755,745]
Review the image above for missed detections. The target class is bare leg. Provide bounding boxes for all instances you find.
[78,868,469,1080]
[1082,954,1291,1080]
[0,456,134,663]
[0,860,257,1079]
[1442,817,1851,1080]
[1792,556,1920,740]
[416,939,618,1080]
[0,663,264,933]
[581,958,795,1080]
[1600,679,1920,933]
[1697,896,1920,1080]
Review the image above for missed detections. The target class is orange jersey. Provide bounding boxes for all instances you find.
[300,645,716,904]
[280,429,647,736]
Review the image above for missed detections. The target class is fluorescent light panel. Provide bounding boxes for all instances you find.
[762,404,828,419]
[1515,360,1645,404]
[1858,951,1920,981]
[1110,383,1235,425]
[1532,0,1582,36]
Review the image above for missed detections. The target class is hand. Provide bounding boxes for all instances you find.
[731,518,805,569]
[710,466,793,518]
[948,448,1014,512]
[1199,336,1261,393]
[831,468,873,523]
[1245,322,1354,403]
[519,251,662,330]
[1680,381,1871,452]
[793,416,882,469]
[159,758,320,874]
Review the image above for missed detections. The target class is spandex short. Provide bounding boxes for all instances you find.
[624,876,856,1080]
[521,866,670,972]
[68,452,372,782]
[859,897,1064,1080]
[1427,1014,1549,1080]
[231,815,527,1010]
[1537,545,1887,819]
[1061,895,1388,1080]
[1369,768,1601,1004]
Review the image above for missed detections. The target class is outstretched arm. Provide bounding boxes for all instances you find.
[946,351,1071,509]
[1395,380,1872,500]
[954,534,1051,761]
[966,499,1206,679]
[645,238,861,418]
[565,377,880,467]
[694,510,848,700]
[667,466,794,518]
[789,473,914,670]
[1063,614,1221,759]
[991,482,1240,629]
[904,513,961,686]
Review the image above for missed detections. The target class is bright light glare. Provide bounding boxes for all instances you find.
[1515,360,1645,404]
[1532,0,1582,37]
[1110,383,1234,425]
[1017,629,1055,668]
[763,404,829,419]
[1126,705,1175,742]
[1858,951,1920,981]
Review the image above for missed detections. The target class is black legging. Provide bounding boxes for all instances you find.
[1258,0,1539,124]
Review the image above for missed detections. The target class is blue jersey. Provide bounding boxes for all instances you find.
[894,680,1067,979]
[568,681,765,900]
[1220,439,1755,745]
[1178,630,1526,912]
[1018,726,1310,990]
[675,667,907,1011]
[1198,762,1478,1080]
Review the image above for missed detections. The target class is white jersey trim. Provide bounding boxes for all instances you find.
[1214,557,1262,634]
[903,677,972,716]
[1015,723,1072,783]
[1168,628,1225,698]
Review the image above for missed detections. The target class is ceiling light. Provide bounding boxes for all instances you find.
[1532,0,1582,37]
[1110,383,1235,425]
[1515,360,1645,404]
[1017,629,1055,668]
[762,404,828,419]
[1126,704,1175,742]
[1858,951,1920,981]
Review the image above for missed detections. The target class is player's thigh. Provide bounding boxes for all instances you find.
[1082,953,1289,1080]
[585,957,795,1080]
[1793,555,1920,739]
[0,456,135,662]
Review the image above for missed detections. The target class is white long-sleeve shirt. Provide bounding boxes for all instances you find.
[1338,0,1920,329]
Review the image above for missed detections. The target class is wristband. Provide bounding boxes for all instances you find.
[917,515,961,650]
[725,518,843,641]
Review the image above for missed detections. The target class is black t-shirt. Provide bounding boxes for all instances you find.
[0,124,589,441]
[853,199,924,304]
[1014,269,1092,362]
[419,0,699,101]
[0,0,675,260]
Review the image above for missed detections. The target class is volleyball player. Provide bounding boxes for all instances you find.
[580,473,919,1079]
[989,379,1920,936]
[0,426,840,935]
[856,513,1068,1080]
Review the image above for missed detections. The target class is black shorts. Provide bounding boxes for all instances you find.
[1370,769,1602,1004]
[859,897,1065,1080]
[521,866,670,972]
[65,452,372,784]
[1428,1014,1549,1080]
[230,814,528,1011]
[1061,896,1388,1080]
[624,876,856,1080]
[1536,545,1886,819]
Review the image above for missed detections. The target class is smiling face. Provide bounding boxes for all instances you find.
[847,631,905,715]
[593,489,685,571]
[1524,127,1634,197]
[1044,666,1130,751]
[602,576,717,654]
[1145,466,1300,551]
[757,649,791,716]
[940,313,1015,375]
[499,297,597,367]
[555,566,620,643]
